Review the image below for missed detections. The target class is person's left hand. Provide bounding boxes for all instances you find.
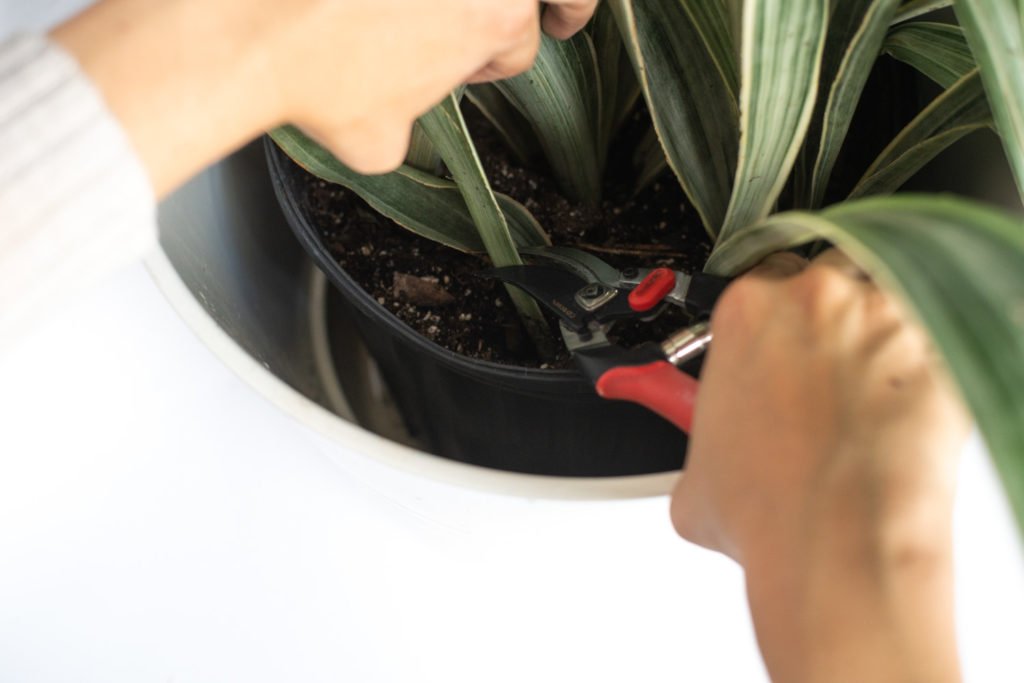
[54,0,600,196]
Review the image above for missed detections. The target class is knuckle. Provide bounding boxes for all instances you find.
[669,488,699,541]
[493,1,537,42]
[789,267,853,319]
[509,45,539,76]
[711,278,767,331]
[543,2,595,38]
[331,120,412,175]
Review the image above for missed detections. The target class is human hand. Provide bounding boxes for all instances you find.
[671,249,970,682]
[53,0,599,195]
[266,0,600,174]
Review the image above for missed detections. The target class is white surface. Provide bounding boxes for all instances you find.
[0,262,762,682]
[0,259,1021,683]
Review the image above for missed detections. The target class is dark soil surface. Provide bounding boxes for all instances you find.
[298,104,712,368]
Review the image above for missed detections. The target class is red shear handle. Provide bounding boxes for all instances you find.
[595,361,699,434]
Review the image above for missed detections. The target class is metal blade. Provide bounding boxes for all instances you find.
[482,265,593,331]
[558,320,610,353]
[519,246,623,286]
[665,272,694,307]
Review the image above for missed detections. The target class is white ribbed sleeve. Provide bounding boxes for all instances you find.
[0,34,156,349]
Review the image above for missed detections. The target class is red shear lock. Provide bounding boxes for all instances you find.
[483,246,730,435]
[628,267,677,312]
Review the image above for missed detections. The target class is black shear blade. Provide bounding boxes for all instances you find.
[518,246,623,286]
[482,265,594,331]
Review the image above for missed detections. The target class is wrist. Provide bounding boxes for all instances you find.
[741,495,958,683]
[52,0,285,196]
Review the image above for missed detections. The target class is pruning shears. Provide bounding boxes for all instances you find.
[485,246,731,434]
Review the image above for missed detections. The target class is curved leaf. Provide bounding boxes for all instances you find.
[609,0,740,237]
[884,21,975,88]
[493,33,603,206]
[707,195,1024,532]
[806,0,902,209]
[678,0,740,100]
[418,95,553,353]
[719,0,829,239]
[589,4,641,161]
[268,126,548,254]
[405,122,441,174]
[465,84,540,166]
[893,0,954,24]
[954,0,1024,205]
[633,125,669,195]
[849,69,991,198]
[726,0,744,62]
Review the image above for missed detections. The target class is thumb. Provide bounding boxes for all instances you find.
[301,117,412,175]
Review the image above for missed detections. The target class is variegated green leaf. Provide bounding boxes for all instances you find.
[894,0,954,24]
[405,122,441,174]
[678,0,740,100]
[418,94,553,353]
[707,195,1024,533]
[493,33,603,206]
[884,21,975,88]
[633,125,669,195]
[805,0,902,209]
[849,70,991,198]
[269,126,548,254]
[719,0,829,240]
[726,0,744,63]
[465,83,540,166]
[609,0,740,237]
[954,0,1024,205]
[589,4,640,163]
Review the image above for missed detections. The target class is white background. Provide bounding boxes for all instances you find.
[2,3,1024,681]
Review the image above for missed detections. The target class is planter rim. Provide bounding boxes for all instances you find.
[144,245,679,499]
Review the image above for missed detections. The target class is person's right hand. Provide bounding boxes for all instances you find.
[671,249,970,683]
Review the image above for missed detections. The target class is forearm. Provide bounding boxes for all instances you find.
[744,498,960,683]
[51,0,287,197]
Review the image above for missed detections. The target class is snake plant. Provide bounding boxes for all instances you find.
[273,0,1024,535]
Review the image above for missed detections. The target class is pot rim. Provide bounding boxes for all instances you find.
[144,245,679,499]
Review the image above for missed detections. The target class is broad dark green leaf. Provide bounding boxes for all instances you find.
[609,0,740,237]
[465,84,540,166]
[269,126,549,254]
[493,33,603,206]
[633,125,669,195]
[405,122,441,174]
[849,70,991,198]
[418,95,554,354]
[719,0,829,240]
[707,195,1024,533]
[726,0,744,64]
[894,0,953,24]
[954,0,1024,205]
[678,0,740,100]
[589,4,640,163]
[884,21,975,88]
[804,0,902,209]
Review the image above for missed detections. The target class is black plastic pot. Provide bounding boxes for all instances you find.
[266,139,690,477]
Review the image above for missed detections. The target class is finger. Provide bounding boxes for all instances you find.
[302,118,412,175]
[746,252,808,280]
[468,17,542,82]
[810,247,871,282]
[542,0,599,39]
[670,474,707,544]
[670,474,735,558]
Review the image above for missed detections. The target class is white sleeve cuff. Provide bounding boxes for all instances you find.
[0,34,157,349]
